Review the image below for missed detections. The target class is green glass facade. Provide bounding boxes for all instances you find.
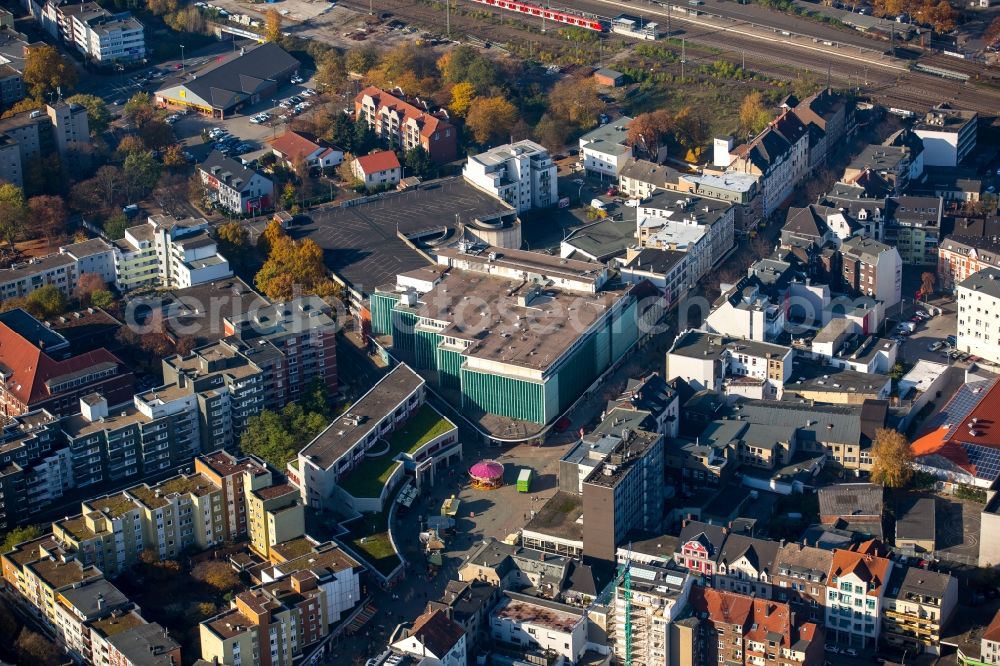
[391,310,418,353]
[370,292,399,338]
[414,328,441,370]
[436,348,462,390]
[370,288,646,428]
[461,368,546,423]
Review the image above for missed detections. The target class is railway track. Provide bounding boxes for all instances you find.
[335,0,1000,115]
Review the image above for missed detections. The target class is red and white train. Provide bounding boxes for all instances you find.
[468,0,605,31]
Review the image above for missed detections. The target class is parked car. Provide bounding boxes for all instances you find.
[947,335,958,345]
[929,341,943,351]
[845,648,859,657]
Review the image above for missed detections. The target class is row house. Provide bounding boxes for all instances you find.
[688,586,825,666]
[724,109,809,218]
[789,88,851,169]
[881,565,958,656]
[937,216,1000,292]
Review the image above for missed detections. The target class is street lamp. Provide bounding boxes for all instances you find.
[180,45,185,73]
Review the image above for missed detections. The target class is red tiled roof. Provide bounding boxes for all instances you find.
[983,609,1000,643]
[689,586,752,627]
[911,379,1000,480]
[828,548,891,596]
[270,131,322,162]
[407,609,464,657]
[355,150,400,175]
[0,321,123,407]
[356,86,451,140]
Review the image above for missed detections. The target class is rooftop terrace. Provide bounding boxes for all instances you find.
[338,405,454,498]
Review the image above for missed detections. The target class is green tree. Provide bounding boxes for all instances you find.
[91,290,115,308]
[123,92,154,125]
[870,428,913,488]
[438,45,497,93]
[103,213,128,240]
[345,45,379,74]
[23,45,77,101]
[351,119,377,155]
[300,376,333,419]
[216,221,252,266]
[240,409,297,469]
[26,285,67,318]
[0,183,27,254]
[403,146,435,180]
[65,94,110,133]
[123,151,161,201]
[1,524,41,553]
[315,51,346,91]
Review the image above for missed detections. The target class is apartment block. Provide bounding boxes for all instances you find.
[689,586,825,666]
[47,100,90,156]
[39,0,144,63]
[825,543,893,648]
[579,117,633,177]
[354,86,457,163]
[0,29,29,110]
[772,542,833,624]
[246,481,304,560]
[393,610,467,666]
[52,492,146,578]
[0,409,64,530]
[887,195,943,266]
[713,533,779,599]
[666,330,793,399]
[957,268,1000,363]
[723,109,809,217]
[463,140,558,212]
[489,591,583,664]
[292,363,424,510]
[880,566,957,656]
[162,340,266,452]
[61,388,200,490]
[224,296,338,409]
[114,214,232,292]
[200,541,362,666]
[581,425,664,564]
[840,235,902,309]
[938,218,1000,292]
[913,104,977,167]
[610,560,692,665]
[675,520,728,578]
[194,450,272,542]
[198,151,274,214]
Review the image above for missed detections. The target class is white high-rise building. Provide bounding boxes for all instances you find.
[463,140,557,212]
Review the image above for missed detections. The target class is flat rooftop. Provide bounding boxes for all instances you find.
[292,177,516,294]
[898,360,949,399]
[895,496,935,542]
[523,491,584,543]
[128,473,219,509]
[298,364,424,470]
[495,591,583,633]
[410,269,629,372]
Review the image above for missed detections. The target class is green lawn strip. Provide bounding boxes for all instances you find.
[338,406,453,498]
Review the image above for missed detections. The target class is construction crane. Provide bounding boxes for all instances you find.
[615,543,634,666]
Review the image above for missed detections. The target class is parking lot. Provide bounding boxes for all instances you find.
[170,74,327,163]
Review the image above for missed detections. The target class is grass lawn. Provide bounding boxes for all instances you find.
[338,405,454,499]
[347,510,401,576]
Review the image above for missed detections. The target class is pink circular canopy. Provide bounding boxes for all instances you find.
[469,460,504,480]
